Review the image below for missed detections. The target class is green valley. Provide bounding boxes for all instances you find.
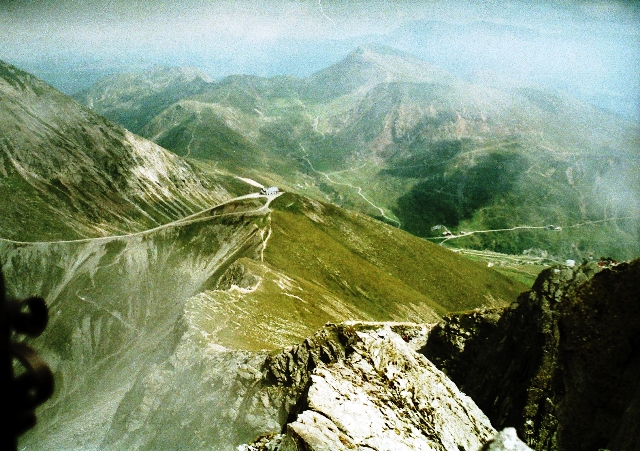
[76,45,640,262]
[2,4,638,449]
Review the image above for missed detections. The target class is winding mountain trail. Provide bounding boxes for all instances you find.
[294,95,325,136]
[295,139,518,231]
[299,144,402,228]
[383,139,519,172]
[0,191,280,246]
[236,177,265,190]
[259,220,273,262]
[325,163,368,176]
[438,225,547,244]
[562,216,636,229]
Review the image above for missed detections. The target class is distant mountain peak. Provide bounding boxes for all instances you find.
[350,43,417,59]
[87,65,213,90]
[304,44,453,100]
[340,43,429,71]
[146,66,214,84]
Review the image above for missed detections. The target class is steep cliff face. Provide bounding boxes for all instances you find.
[422,260,640,451]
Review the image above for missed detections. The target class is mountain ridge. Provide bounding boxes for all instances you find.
[3,190,526,449]
[301,44,455,101]
[0,59,240,241]
[0,61,534,449]
[73,66,213,133]
[75,44,640,261]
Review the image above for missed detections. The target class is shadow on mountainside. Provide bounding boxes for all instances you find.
[422,259,640,451]
[390,151,528,237]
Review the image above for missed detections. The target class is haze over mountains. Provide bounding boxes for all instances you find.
[0,59,531,449]
[1,2,638,449]
[4,1,638,121]
[76,45,640,261]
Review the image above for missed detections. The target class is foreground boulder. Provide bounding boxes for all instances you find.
[240,322,532,450]
[422,260,640,451]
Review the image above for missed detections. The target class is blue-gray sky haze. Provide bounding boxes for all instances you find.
[1,0,639,118]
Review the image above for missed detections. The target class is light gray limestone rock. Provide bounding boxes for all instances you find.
[481,428,532,451]
[243,324,497,451]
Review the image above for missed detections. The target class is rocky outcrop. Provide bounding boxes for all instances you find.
[242,322,507,451]
[480,428,532,451]
[264,323,349,389]
[215,259,263,292]
[422,260,640,451]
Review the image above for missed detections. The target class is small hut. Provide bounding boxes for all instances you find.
[260,187,279,196]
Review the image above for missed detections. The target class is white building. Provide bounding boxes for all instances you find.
[260,186,279,196]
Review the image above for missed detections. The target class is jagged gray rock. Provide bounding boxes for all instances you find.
[243,323,497,450]
[422,260,640,451]
[215,259,262,291]
[264,324,348,389]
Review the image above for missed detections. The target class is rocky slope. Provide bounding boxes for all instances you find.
[4,58,634,451]
[0,62,527,448]
[3,198,268,449]
[240,322,532,451]
[422,259,640,450]
[2,191,525,450]
[0,60,237,241]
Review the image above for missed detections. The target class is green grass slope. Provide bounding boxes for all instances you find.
[2,200,267,450]
[2,58,529,450]
[187,193,527,350]
[72,67,213,134]
[2,192,525,449]
[268,193,524,313]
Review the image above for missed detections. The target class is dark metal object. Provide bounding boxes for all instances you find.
[1,266,53,450]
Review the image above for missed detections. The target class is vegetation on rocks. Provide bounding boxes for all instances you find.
[2,51,638,451]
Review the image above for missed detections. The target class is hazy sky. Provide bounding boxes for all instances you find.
[1,0,639,118]
[4,1,637,54]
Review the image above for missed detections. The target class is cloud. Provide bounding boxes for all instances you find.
[1,0,638,118]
